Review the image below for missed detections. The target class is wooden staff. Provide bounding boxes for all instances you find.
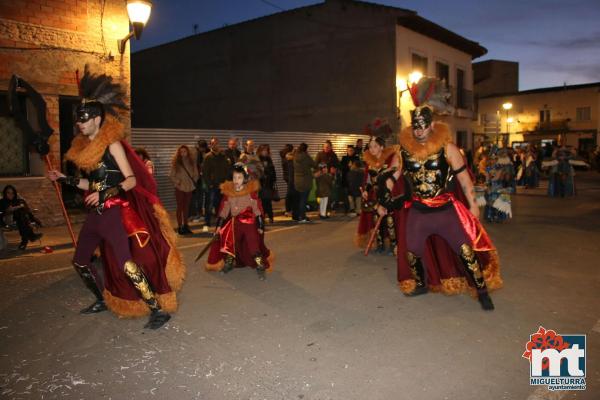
[364,214,384,256]
[44,155,77,247]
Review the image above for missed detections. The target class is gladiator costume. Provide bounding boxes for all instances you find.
[383,77,502,310]
[58,68,185,329]
[206,164,274,280]
[355,145,399,254]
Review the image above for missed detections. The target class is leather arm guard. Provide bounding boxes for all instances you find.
[57,175,80,187]
[376,170,408,210]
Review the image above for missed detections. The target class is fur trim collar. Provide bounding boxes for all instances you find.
[220,179,260,197]
[399,122,452,161]
[362,146,398,169]
[65,116,125,172]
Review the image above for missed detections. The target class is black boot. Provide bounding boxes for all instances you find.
[73,262,107,314]
[182,224,193,234]
[123,260,171,329]
[458,244,495,311]
[405,251,428,296]
[254,254,267,281]
[221,254,235,274]
[18,239,28,250]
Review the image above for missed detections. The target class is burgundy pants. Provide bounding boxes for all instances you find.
[175,189,193,226]
[74,206,131,268]
[405,206,470,257]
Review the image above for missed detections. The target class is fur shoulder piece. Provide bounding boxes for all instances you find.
[220,179,261,198]
[399,122,452,161]
[65,116,125,172]
[362,146,398,169]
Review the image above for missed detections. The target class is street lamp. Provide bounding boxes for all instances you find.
[396,71,423,123]
[408,71,423,85]
[118,0,153,54]
[501,102,513,144]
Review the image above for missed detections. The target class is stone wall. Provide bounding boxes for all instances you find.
[0,0,132,226]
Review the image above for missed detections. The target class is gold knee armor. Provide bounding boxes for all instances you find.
[124,260,159,310]
[459,244,485,289]
[406,251,425,288]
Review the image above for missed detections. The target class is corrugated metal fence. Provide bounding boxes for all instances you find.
[131,128,370,210]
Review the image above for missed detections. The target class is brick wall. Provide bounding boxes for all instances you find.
[0,0,133,226]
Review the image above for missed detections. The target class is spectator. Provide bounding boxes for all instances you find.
[280,144,294,216]
[258,144,277,223]
[314,162,333,219]
[169,145,198,235]
[340,145,360,213]
[240,139,263,178]
[224,138,241,167]
[293,143,316,223]
[315,140,340,171]
[316,141,341,210]
[0,185,43,250]
[134,147,154,175]
[355,138,364,158]
[189,139,209,222]
[346,160,363,217]
[202,137,230,227]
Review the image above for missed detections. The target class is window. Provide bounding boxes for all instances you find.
[412,53,428,75]
[539,109,551,122]
[456,130,467,149]
[0,92,28,176]
[456,68,466,109]
[435,62,449,87]
[576,107,591,121]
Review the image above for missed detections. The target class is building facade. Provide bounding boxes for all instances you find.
[474,83,600,154]
[0,0,132,225]
[132,0,485,148]
[473,59,519,99]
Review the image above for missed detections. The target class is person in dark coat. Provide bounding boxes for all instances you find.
[258,144,277,223]
[293,143,316,222]
[202,137,231,226]
[346,160,364,216]
[340,145,360,213]
[280,144,294,216]
[223,138,241,167]
[0,185,43,250]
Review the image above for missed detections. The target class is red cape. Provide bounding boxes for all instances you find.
[100,140,186,317]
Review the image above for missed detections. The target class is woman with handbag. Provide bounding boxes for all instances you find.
[258,144,277,223]
[169,145,199,235]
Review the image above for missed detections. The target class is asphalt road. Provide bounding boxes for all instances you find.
[1,174,599,400]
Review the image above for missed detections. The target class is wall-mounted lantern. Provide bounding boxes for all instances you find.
[118,0,153,54]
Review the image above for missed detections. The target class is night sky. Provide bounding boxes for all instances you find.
[131,0,600,90]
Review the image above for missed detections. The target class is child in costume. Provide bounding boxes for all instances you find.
[205,163,274,280]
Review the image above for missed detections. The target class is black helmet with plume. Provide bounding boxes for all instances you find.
[76,65,128,125]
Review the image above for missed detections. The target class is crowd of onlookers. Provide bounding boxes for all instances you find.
[4,137,600,251]
[164,136,370,235]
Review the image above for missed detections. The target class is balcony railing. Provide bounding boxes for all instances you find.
[447,86,474,111]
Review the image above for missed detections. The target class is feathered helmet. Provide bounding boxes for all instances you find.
[76,65,128,125]
[232,162,249,180]
[407,76,454,130]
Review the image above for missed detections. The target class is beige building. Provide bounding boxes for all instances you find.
[474,82,600,153]
[132,0,486,148]
[395,15,485,149]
